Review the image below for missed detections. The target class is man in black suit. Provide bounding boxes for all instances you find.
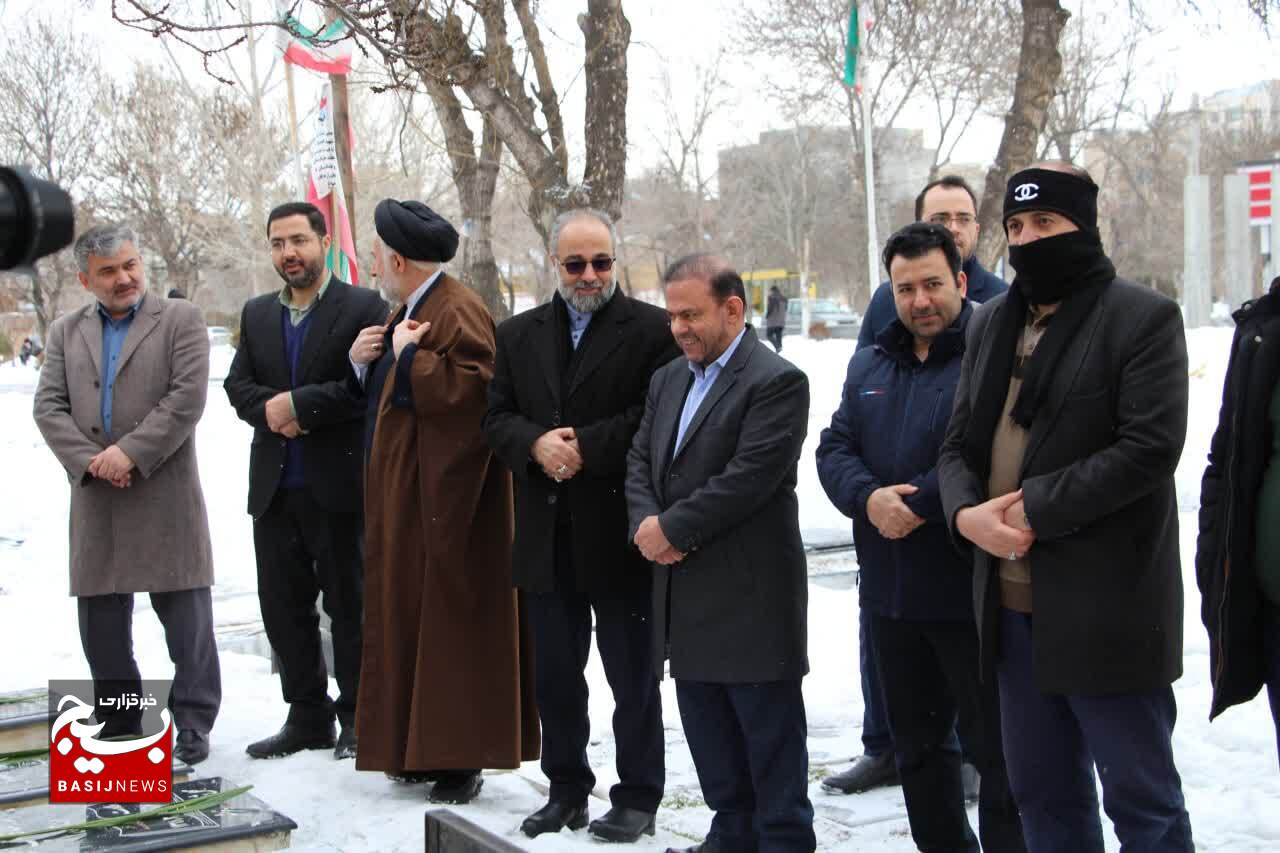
[484,208,679,842]
[225,202,388,761]
[626,254,814,853]
[938,163,1194,852]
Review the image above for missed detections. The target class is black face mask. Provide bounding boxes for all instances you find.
[1007,229,1110,305]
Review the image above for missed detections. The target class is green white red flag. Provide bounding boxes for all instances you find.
[844,3,875,92]
[306,84,359,285]
[276,1,353,75]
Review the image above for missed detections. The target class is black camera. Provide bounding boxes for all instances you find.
[0,166,75,272]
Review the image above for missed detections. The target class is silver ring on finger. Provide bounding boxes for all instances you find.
[556,464,568,475]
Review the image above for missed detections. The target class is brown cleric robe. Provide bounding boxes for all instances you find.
[355,273,539,773]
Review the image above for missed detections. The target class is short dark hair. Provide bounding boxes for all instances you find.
[882,222,963,279]
[662,253,746,303]
[914,175,979,221]
[267,202,327,238]
[1030,159,1095,183]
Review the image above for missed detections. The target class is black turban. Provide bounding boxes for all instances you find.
[374,199,459,263]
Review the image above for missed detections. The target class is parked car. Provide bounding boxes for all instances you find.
[764,298,859,339]
[207,326,232,348]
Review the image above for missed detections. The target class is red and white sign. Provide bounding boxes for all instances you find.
[1242,162,1280,226]
[49,694,173,804]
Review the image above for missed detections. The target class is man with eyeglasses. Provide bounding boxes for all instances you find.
[828,175,1008,799]
[225,202,387,762]
[485,208,680,842]
[858,176,1006,351]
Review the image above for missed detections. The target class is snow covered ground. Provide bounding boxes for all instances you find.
[1,326,1278,851]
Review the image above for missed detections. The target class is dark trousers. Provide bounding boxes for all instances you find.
[676,679,815,853]
[1264,601,1280,768]
[859,605,892,756]
[253,488,363,728]
[77,587,221,736]
[998,609,1193,853]
[873,613,1025,853]
[767,326,784,352]
[527,586,664,811]
[863,604,971,763]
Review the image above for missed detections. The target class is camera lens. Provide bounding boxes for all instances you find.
[0,166,75,271]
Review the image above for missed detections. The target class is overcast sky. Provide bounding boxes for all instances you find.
[6,0,1280,180]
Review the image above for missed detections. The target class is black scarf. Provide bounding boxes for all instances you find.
[962,230,1115,480]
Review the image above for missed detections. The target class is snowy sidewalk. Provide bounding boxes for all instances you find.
[2,331,1279,850]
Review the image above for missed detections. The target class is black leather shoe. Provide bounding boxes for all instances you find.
[520,800,589,837]
[428,770,483,804]
[588,806,656,842]
[821,752,899,794]
[334,725,356,760]
[664,844,724,853]
[174,730,209,765]
[245,722,336,759]
[961,761,980,803]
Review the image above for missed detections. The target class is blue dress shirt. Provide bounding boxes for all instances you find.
[673,327,747,456]
[99,302,140,439]
[565,302,592,350]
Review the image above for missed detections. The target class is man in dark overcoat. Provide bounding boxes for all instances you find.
[938,162,1194,852]
[485,208,679,842]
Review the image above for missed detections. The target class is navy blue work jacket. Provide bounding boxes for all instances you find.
[817,301,973,621]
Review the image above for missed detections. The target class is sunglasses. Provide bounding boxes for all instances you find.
[558,256,615,276]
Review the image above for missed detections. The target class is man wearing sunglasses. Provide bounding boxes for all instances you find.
[485,208,680,842]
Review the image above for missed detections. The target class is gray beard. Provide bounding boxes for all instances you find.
[558,279,615,313]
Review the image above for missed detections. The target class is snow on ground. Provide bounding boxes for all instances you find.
[1,327,1278,851]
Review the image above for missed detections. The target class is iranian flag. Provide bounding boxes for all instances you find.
[843,3,875,91]
[277,1,353,75]
[307,84,359,285]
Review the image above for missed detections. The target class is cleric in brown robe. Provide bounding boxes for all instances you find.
[347,199,539,804]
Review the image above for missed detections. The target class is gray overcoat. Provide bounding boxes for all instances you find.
[33,292,214,597]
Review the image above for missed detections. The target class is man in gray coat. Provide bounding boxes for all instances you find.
[33,223,220,766]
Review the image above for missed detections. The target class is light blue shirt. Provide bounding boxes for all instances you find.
[99,301,141,439]
[351,269,443,387]
[673,327,747,456]
[565,302,592,350]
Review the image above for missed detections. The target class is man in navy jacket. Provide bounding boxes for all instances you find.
[818,224,1023,852]
[838,175,1006,796]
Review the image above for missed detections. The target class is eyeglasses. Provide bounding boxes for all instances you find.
[558,256,615,276]
[927,213,976,227]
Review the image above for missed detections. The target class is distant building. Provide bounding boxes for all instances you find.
[1201,80,1280,135]
[716,125,937,308]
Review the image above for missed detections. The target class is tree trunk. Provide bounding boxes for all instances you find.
[460,120,506,321]
[30,270,51,345]
[975,0,1071,269]
[579,0,630,222]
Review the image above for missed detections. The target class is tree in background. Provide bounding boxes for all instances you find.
[99,66,287,304]
[0,20,108,341]
[113,0,634,321]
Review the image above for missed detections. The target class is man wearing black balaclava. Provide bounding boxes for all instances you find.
[937,163,1195,852]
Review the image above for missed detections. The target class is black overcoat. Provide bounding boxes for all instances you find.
[484,291,680,596]
[1196,284,1280,719]
[938,277,1189,695]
